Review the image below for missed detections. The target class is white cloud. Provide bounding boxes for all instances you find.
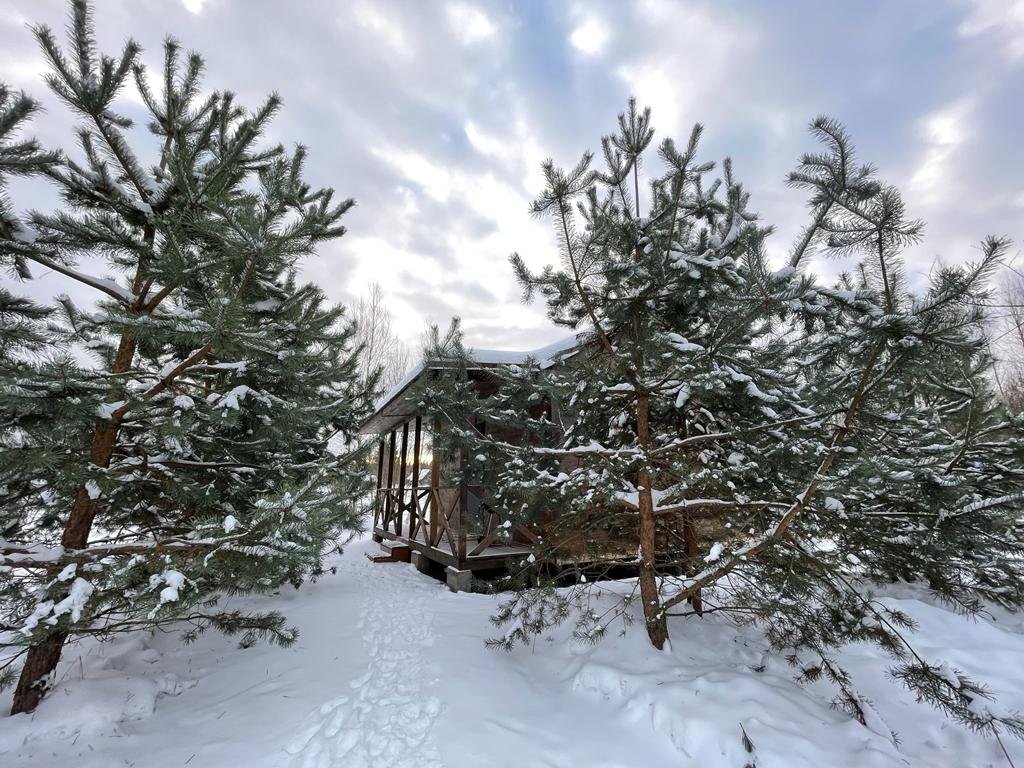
[959,0,1024,60]
[182,0,205,14]
[614,4,749,140]
[0,51,47,87]
[616,63,683,138]
[371,146,454,202]
[352,2,410,55]
[465,121,504,156]
[446,2,496,45]
[370,144,551,258]
[570,19,610,55]
[909,99,972,205]
[364,142,560,347]
[464,115,546,193]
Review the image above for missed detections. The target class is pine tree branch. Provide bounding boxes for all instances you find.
[649,499,790,517]
[0,528,290,567]
[660,343,884,613]
[560,206,616,357]
[17,250,133,304]
[108,250,261,422]
[648,412,830,459]
[86,105,150,208]
[789,203,832,268]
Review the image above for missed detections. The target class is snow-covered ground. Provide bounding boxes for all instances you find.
[2,536,1023,767]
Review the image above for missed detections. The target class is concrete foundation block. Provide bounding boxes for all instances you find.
[446,566,473,593]
[413,552,431,574]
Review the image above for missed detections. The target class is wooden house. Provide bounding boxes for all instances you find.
[358,335,582,591]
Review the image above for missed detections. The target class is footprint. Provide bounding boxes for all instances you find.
[287,561,445,767]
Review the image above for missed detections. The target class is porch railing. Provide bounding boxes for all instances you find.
[373,485,534,561]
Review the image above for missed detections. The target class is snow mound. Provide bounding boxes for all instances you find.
[9,675,159,742]
[558,583,1024,767]
[1,635,195,753]
[570,653,895,766]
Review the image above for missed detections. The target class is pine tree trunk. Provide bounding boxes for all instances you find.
[10,633,67,715]
[10,334,138,715]
[636,394,668,649]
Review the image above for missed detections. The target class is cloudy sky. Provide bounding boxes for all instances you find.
[1,0,1022,352]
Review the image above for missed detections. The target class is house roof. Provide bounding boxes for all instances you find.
[358,333,583,435]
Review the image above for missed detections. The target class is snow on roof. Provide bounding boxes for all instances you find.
[469,334,583,367]
[373,362,425,415]
[359,333,584,435]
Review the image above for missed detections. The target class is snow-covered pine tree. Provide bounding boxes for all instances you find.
[0,1,373,715]
[464,100,828,649]
[429,102,1024,738]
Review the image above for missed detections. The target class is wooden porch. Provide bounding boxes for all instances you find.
[361,337,587,589]
[370,414,536,586]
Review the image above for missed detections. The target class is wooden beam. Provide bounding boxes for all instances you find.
[397,421,409,538]
[436,489,459,551]
[469,512,503,556]
[410,416,422,539]
[429,489,445,547]
[412,416,422,489]
[456,369,468,566]
[409,489,431,541]
[385,430,397,530]
[457,446,468,564]
[429,418,441,546]
[376,439,385,491]
[513,524,540,544]
[373,439,385,529]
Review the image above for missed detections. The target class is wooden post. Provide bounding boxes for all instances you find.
[397,421,409,538]
[385,429,397,529]
[410,415,422,539]
[374,439,385,529]
[457,445,468,565]
[430,417,441,546]
[412,416,422,491]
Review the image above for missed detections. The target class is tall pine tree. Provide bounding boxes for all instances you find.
[0,1,374,714]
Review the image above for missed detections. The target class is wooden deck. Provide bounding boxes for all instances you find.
[368,414,539,577]
[373,519,532,571]
[372,482,535,572]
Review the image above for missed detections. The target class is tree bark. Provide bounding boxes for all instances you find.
[636,394,668,649]
[10,633,68,715]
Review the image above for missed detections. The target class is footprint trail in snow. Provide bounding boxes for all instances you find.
[285,559,445,768]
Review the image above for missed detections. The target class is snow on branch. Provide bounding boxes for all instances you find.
[19,251,135,305]
[649,412,830,458]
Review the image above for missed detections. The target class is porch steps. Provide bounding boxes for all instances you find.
[365,540,412,564]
